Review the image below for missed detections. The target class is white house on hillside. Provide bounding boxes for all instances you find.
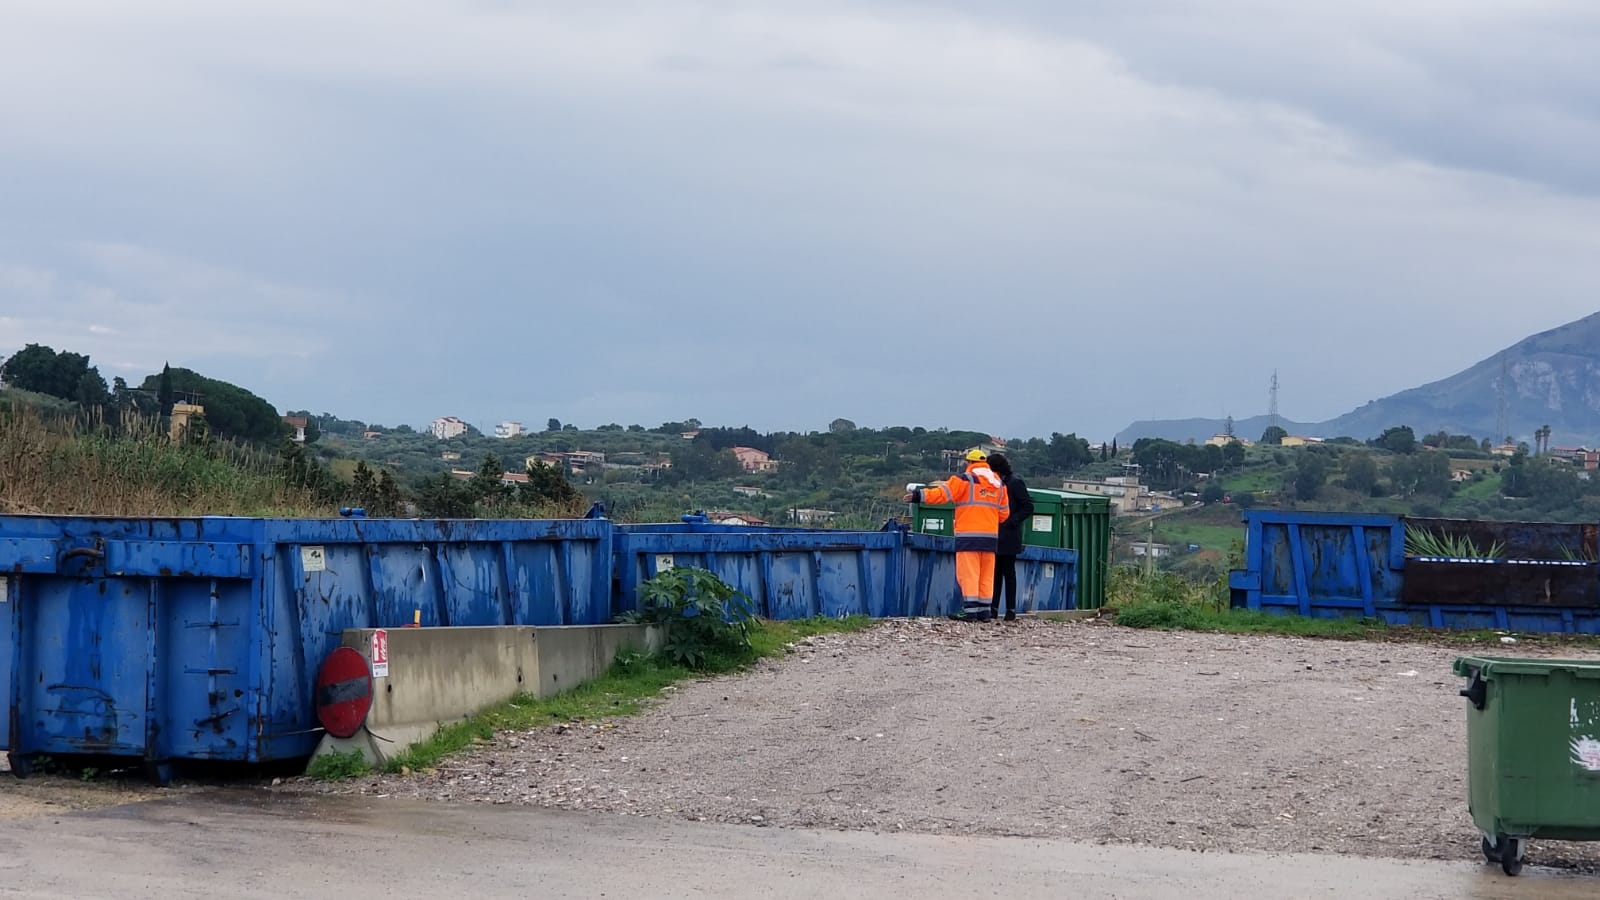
[431,416,469,440]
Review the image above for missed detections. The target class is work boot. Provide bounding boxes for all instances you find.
[1004,611,1016,622]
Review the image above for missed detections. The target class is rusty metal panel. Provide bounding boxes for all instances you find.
[1231,510,1600,633]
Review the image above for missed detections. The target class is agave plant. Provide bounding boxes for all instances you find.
[1404,527,1505,560]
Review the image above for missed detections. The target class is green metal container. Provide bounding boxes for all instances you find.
[911,500,954,538]
[1452,655,1600,876]
[910,486,1111,609]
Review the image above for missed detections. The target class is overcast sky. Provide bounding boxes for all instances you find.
[3,1,1598,440]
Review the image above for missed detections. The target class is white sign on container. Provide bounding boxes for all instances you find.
[371,629,390,678]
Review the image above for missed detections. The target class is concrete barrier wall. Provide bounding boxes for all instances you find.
[531,624,663,698]
[313,623,660,767]
[352,626,538,732]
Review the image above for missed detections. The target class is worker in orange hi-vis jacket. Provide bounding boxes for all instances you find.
[902,449,1010,621]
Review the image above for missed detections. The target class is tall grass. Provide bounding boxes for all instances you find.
[1108,564,1382,635]
[0,399,330,517]
[1107,563,1228,612]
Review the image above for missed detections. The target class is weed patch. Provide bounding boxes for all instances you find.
[1109,565,1600,648]
[306,750,373,781]
[1115,601,1384,638]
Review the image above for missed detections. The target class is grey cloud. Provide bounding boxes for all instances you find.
[1,2,1598,436]
[891,0,1600,193]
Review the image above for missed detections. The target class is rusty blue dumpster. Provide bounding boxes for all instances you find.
[0,514,611,777]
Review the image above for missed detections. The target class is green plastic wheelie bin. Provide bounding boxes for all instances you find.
[1453,655,1600,875]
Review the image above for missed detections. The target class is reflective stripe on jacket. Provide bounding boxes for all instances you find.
[916,463,1010,551]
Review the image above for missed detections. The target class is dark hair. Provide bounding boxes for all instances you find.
[988,452,1013,477]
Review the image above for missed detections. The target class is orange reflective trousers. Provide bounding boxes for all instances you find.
[956,550,996,617]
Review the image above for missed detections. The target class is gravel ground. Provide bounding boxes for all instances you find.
[0,768,176,822]
[298,618,1600,870]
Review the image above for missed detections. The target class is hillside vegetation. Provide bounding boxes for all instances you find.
[5,340,1598,536]
[0,401,328,517]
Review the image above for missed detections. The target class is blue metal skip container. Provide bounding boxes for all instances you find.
[615,528,904,619]
[0,515,611,769]
[900,533,1078,617]
[1228,510,1600,633]
[616,526,1079,620]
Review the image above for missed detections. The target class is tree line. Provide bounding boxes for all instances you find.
[1,344,290,445]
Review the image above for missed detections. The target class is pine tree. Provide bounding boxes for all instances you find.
[469,454,508,509]
[158,363,174,417]
[375,470,403,517]
[351,461,377,508]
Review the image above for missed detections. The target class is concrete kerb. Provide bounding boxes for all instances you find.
[311,624,662,768]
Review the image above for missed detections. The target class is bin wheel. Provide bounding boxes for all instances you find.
[6,752,33,779]
[1480,836,1501,863]
[1498,836,1525,876]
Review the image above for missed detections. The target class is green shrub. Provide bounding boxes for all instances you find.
[619,567,756,671]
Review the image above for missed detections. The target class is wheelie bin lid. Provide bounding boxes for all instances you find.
[1453,656,1600,679]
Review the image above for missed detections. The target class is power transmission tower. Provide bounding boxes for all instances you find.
[1268,371,1280,432]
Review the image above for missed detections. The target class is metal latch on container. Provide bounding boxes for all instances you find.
[1460,669,1488,710]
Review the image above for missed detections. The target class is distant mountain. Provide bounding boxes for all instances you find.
[1119,311,1600,446]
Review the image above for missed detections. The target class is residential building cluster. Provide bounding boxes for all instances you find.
[1550,446,1600,470]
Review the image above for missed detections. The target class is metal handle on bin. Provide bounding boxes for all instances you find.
[59,545,106,571]
[1460,670,1487,710]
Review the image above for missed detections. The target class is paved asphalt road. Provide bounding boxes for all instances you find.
[0,791,1593,899]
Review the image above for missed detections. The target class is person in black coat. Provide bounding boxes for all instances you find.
[986,453,1034,621]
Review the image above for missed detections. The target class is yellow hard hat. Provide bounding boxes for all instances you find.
[965,448,988,462]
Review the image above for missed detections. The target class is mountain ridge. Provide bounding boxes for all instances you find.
[1118,311,1600,446]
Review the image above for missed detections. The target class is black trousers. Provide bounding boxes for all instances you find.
[991,554,1018,616]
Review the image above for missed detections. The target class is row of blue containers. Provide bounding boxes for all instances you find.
[614,526,1076,620]
[1229,510,1600,633]
[0,514,1077,770]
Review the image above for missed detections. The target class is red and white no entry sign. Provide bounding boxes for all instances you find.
[314,647,373,739]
